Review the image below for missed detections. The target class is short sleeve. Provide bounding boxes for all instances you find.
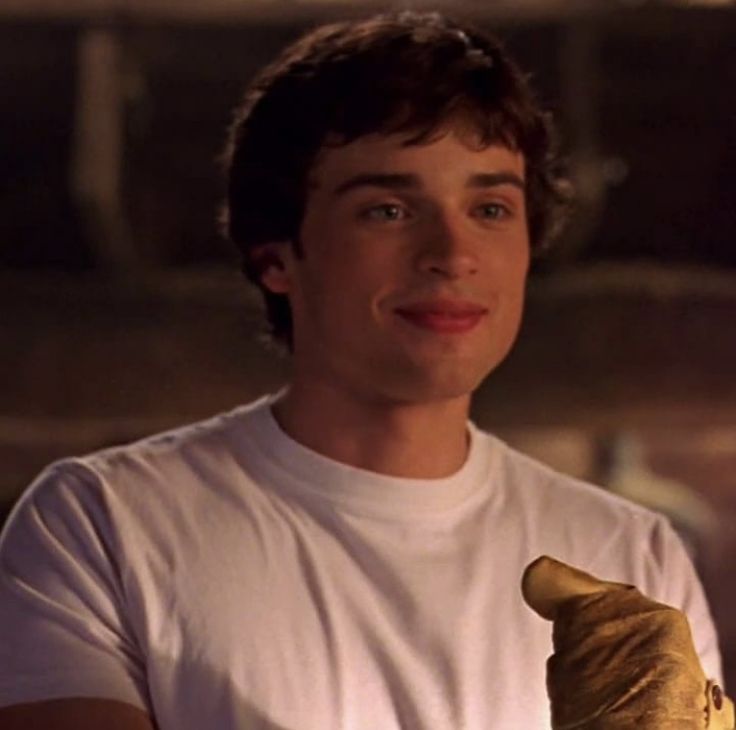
[0,461,149,710]
[650,516,724,686]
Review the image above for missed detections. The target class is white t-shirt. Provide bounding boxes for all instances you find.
[0,393,722,729]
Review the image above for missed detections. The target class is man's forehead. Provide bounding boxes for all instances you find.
[307,129,525,191]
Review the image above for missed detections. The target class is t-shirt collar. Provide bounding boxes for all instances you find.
[239,390,496,521]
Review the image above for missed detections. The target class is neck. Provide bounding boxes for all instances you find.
[271,381,472,479]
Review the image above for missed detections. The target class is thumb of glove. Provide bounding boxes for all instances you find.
[522,555,623,621]
[521,555,733,729]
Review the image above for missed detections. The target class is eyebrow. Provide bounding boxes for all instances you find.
[332,171,525,196]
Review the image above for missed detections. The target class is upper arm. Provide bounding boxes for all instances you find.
[0,464,149,712]
[0,698,156,730]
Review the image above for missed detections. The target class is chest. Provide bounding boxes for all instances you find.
[135,502,554,729]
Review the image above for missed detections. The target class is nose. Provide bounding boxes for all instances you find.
[415,213,479,280]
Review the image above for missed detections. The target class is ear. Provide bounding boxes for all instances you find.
[254,241,292,295]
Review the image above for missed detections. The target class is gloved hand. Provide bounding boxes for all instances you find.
[522,555,734,729]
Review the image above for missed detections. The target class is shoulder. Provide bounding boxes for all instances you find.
[3,395,275,548]
[479,428,661,529]
[474,427,685,586]
[79,397,268,487]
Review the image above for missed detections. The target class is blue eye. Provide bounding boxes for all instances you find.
[476,202,509,220]
[362,204,408,221]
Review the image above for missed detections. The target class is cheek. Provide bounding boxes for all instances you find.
[501,241,531,289]
[315,238,396,296]
[297,253,382,328]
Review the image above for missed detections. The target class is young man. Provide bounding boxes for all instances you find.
[0,11,722,730]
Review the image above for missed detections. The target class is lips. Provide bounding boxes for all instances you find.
[394,299,488,334]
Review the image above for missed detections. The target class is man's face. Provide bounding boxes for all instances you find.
[263,126,530,407]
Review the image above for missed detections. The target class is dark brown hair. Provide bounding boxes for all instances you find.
[221,11,572,350]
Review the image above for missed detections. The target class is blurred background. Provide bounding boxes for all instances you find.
[1,0,735,689]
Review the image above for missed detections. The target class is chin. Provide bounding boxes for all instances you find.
[355,343,509,404]
[382,366,491,405]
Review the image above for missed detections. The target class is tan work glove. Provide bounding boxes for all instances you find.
[522,555,734,729]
